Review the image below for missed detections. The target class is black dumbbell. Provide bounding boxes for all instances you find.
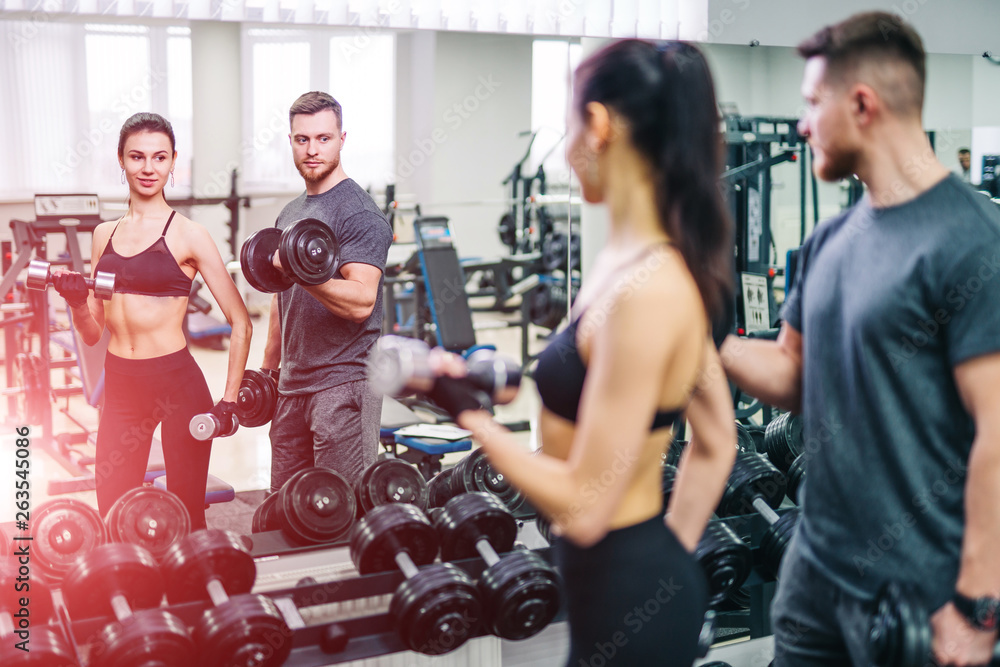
[868,581,1000,667]
[277,467,356,544]
[434,492,561,640]
[104,486,191,562]
[429,448,525,513]
[761,412,804,472]
[162,530,292,667]
[0,557,79,666]
[355,458,428,515]
[26,259,115,301]
[350,503,483,655]
[30,498,108,583]
[785,453,806,505]
[367,336,521,406]
[251,492,282,535]
[736,422,757,453]
[717,451,800,579]
[662,464,753,608]
[62,543,195,667]
[241,218,340,293]
[189,369,280,440]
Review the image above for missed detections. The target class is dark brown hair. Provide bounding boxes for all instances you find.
[573,39,734,321]
[797,11,926,116]
[289,91,343,129]
[117,112,175,158]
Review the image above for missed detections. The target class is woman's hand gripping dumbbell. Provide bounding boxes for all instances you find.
[367,336,521,419]
[27,259,116,304]
[189,369,279,440]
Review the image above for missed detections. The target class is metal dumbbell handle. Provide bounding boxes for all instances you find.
[206,578,230,607]
[189,413,239,441]
[110,593,133,623]
[394,551,420,579]
[27,260,115,301]
[752,496,781,525]
[474,537,501,568]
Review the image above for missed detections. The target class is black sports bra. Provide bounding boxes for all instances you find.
[95,211,193,298]
[533,312,684,431]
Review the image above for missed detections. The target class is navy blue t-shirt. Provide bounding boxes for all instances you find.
[276,179,393,394]
[782,174,1000,607]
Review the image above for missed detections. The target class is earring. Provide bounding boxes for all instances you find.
[170,172,175,187]
[120,169,125,185]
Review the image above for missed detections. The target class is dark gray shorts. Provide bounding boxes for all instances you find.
[268,379,381,493]
[771,531,874,667]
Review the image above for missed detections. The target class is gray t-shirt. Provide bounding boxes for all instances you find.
[275,178,393,394]
[782,174,1000,607]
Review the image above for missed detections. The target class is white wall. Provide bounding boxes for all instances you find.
[394,31,533,259]
[704,0,1000,56]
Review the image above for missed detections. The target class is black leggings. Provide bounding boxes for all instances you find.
[553,515,708,667]
[95,348,213,530]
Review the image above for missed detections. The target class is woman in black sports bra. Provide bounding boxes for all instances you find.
[427,41,739,666]
[53,113,252,530]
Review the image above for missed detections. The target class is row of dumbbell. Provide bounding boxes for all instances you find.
[0,529,290,667]
[0,486,194,586]
[251,446,526,547]
[350,492,561,654]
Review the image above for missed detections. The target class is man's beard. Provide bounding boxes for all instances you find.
[296,157,338,184]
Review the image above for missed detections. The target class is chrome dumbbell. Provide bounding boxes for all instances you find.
[26,260,115,301]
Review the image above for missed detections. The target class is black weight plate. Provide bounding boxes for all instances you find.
[868,581,932,667]
[357,459,428,514]
[758,509,801,580]
[736,423,756,453]
[427,468,457,508]
[746,424,767,452]
[451,448,525,513]
[251,493,282,534]
[662,463,678,506]
[90,608,195,667]
[763,412,804,472]
[0,557,55,623]
[718,451,786,517]
[162,529,256,605]
[279,218,339,285]
[479,549,561,640]
[349,503,438,575]
[694,522,752,609]
[195,594,292,667]
[31,498,108,583]
[528,282,567,330]
[785,454,806,505]
[541,234,568,272]
[63,543,163,621]
[280,467,356,544]
[436,492,516,562]
[390,562,483,655]
[236,369,278,428]
[533,514,554,544]
[241,228,294,293]
[105,486,191,562]
[0,625,79,666]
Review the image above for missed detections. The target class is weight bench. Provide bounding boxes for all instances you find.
[152,474,236,505]
[379,395,472,478]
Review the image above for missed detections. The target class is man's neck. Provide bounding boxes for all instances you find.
[856,122,950,209]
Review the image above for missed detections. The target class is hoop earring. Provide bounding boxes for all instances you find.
[170,172,175,187]
[120,169,125,185]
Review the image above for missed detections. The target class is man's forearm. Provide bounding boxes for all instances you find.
[955,438,1000,598]
[262,294,282,369]
[720,333,802,412]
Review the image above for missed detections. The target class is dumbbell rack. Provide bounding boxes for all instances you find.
[3,202,105,479]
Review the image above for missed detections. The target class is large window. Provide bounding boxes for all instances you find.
[241,27,395,193]
[0,20,192,198]
[530,39,582,184]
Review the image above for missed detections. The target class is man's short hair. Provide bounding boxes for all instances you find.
[958,148,971,155]
[289,91,343,129]
[797,11,925,118]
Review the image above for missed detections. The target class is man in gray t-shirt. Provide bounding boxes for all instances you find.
[262,91,393,491]
[722,13,1000,667]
